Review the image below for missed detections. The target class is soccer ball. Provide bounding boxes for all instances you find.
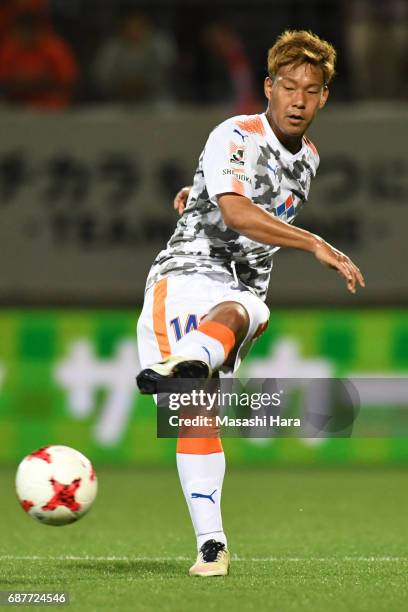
[16,445,97,526]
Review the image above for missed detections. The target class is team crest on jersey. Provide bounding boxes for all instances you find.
[229,142,246,167]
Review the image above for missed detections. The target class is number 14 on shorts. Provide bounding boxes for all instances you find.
[170,314,198,341]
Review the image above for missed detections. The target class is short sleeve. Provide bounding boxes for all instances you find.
[203,119,256,202]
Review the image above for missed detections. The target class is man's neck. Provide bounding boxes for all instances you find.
[265,110,303,155]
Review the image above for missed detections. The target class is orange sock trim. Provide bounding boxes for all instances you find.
[197,320,236,359]
[177,437,223,454]
[177,414,223,454]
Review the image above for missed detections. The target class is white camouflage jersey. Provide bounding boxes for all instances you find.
[146,113,320,300]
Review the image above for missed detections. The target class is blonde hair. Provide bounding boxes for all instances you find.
[268,30,336,85]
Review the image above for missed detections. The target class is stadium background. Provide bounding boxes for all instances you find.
[0,2,407,609]
[0,0,407,466]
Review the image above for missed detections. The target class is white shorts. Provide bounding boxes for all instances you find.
[137,273,270,374]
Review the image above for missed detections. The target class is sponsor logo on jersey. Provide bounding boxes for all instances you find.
[275,193,296,218]
[222,168,251,183]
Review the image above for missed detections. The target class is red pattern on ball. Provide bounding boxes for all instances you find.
[42,478,82,512]
[20,499,34,512]
[28,446,52,463]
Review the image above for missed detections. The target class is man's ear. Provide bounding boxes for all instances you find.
[264,76,273,101]
[319,86,329,109]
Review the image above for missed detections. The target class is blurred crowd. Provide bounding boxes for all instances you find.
[0,0,406,112]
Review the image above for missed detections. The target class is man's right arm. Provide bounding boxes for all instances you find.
[218,192,365,294]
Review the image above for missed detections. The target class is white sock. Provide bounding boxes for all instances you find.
[174,330,225,371]
[176,452,227,550]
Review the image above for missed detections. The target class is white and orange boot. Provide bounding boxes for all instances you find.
[189,540,230,577]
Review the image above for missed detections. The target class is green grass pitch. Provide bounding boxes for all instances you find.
[1,467,408,611]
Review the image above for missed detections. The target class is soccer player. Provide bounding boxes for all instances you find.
[136,30,365,577]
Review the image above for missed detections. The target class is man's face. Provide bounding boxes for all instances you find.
[264,63,329,138]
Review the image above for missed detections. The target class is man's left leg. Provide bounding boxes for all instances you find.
[174,302,249,576]
[136,279,269,576]
[177,436,229,576]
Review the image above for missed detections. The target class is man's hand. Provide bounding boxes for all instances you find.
[173,186,191,216]
[313,237,365,294]
[217,193,365,295]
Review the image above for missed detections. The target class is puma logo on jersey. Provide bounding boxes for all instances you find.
[233,128,248,143]
[267,162,278,176]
